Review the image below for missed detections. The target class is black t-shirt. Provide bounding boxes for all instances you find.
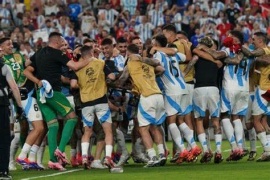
[194,57,219,88]
[225,8,240,24]
[31,46,70,91]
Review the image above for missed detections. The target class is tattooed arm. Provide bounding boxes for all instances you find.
[142,57,161,67]
[224,52,244,65]
[255,54,270,65]
[117,66,130,87]
[182,55,199,77]
[200,46,227,59]
[242,46,265,57]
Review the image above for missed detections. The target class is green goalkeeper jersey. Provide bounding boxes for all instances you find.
[3,52,27,87]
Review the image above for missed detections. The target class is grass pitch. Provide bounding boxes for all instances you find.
[12,141,270,180]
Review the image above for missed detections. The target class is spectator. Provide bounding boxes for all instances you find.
[121,0,137,15]
[44,0,60,16]
[135,15,154,43]
[79,9,96,34]
[225,1,240,26]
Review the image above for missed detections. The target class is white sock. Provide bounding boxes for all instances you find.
[198,133,208,153]
[248,128,257,152]
[214,134,222,153]
[81,142,89,157]
[146,148,156,159]
[159,126,168,150]
[222,118,237,150]
[70,149,77,158]
[205,128,212,151]
[157,144,165,155]
[233,119,244,149]
[28,145,39,162]
[179,123,196,148]
[105,145,113,157]
[257,132,270,151]
[168,123,185,151]
[116,129,128,155]
[18,143,31,159]
[37,138,46,165]
[10,132,20,162]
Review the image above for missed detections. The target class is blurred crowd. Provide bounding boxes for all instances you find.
[0,0,269,58]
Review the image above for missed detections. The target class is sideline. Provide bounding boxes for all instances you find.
[20,168,83,180]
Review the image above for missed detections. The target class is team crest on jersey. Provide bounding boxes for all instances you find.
[142,64,152,79]
[13,53,23,63]
[86,67,97,83]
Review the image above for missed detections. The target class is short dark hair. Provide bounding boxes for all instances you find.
[127,44,139,54]
[254,32,268,44]
[45,19,51,23]
[117,37,127,44]
[130,36,141,43]
[80,45,93,58]
[83,38,94,45]
[162,24,177,34]
[230,30,244,44]
[49,32,62,39]
[177,31,188,38]
[153,34,167,47]
[74,44,82,50]
[101,38,113,46]
[0,37,10,45]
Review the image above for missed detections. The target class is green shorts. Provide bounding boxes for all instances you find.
[37,90,73,122]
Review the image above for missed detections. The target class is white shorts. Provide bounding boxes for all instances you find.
[220,89,249,116]
[245,92,255,123]
[22,90,43,122]
[137,94,166,127]
[252,87,270,116]
[82,103,112,127]
[164,94,192,116]
[186,83,194,109]
[193,87,220,118]
[66,95,75,109]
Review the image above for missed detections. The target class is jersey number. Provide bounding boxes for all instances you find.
[34,104,39,111]
[169,59,180,77]
[11,62,20,71]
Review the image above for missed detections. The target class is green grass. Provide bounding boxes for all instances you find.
[11,141,270,180]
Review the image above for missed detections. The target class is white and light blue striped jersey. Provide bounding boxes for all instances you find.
[153,51,188,95]
[222,47,253,91]
[98,9,119,27]
[135,23,154,43]
[101,54,125,72]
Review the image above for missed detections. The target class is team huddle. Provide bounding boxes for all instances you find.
[3,23,270,173]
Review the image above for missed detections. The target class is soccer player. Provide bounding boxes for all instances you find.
[70,45,123,173]
[184,37,223,163]
[241,32,270,161]
[162,24,200,159]
[118,44,166,167]
[151,34,196,164]
[23,32,88,170]
[116,37,128,59]
[200,30,252,161]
